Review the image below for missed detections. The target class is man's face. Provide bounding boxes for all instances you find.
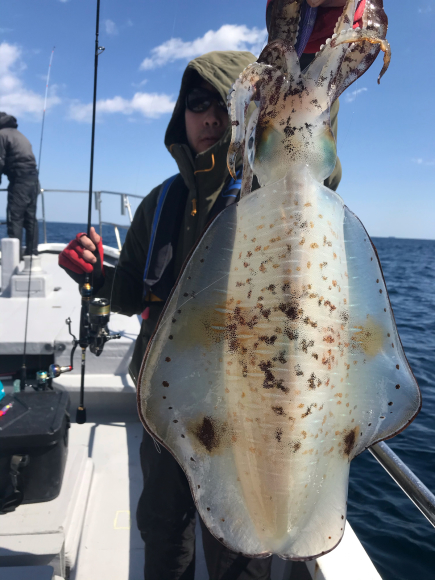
[185,81,229,155]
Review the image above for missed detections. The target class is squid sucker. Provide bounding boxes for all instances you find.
[138,0,421,561]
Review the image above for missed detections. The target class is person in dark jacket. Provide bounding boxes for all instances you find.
[0,112,39,256]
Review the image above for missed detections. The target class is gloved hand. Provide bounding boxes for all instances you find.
[59,226,105,288]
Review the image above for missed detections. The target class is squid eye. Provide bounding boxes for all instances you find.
[248,136,254,149]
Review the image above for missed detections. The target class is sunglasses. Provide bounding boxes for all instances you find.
[185,87,227,114]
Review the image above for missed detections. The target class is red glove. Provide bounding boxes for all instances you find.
[59,232,105,287]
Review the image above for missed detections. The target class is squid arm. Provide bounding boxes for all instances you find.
[334,30,391,85]
[306,28,391,107]
[240,107,259,199]
[334,0,360,35]
[268,0,304,45]
[227,64,269,179]
[332,0,388,96]
[362,0,389,37]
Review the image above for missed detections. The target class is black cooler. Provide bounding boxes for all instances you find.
[0,389,70,513]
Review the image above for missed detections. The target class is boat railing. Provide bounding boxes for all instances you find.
[40,188,145,250]
[369,442,435,527]
[0,187,145,251]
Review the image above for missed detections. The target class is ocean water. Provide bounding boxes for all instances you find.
[1,223,434,579]
[347,237,435,580]
[0,221,128,249]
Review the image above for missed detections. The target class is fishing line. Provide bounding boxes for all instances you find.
[171,0,179,37]
[20,252,34,390]
[38,46,55,245]
[20,48,56,389]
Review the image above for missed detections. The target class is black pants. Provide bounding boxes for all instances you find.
[137,429,272,580]
[7,175,39,255]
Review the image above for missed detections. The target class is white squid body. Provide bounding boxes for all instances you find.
[138,169,420,559]
[138,0,420,560]
[221,171,354,555]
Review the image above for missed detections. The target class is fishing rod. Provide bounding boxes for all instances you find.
[38,46,55,245]
[19,48,56,391]
[41,0,120,421]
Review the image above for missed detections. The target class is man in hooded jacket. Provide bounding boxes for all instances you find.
[0,112,39,256]
[60,47,341,579]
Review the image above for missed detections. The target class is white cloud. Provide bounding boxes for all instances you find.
[0,42,60,118]
[412,158,435,167]
[140,24,267,70]
[345,87,368,103]
[132,79,148,88]
[105,19,118,36]
[69,92,175,123]
[418,6,433,13]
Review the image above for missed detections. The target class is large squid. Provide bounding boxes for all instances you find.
[138,0,421,561]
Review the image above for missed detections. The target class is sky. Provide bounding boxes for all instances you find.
[0,0,434,240]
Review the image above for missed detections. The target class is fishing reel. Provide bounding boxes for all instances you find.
[49,294,121,380]
[48,298,121,378]
[88,297,115,355]
[46,281,120,424]
[79,282,121,353]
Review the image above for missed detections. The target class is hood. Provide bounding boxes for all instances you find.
[164,50,256,150]
[163,50,257,275]
[163,51,256,238]
[0,113,18,130]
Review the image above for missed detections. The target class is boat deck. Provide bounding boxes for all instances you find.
[69,416,317,580]
[69,420,146,579]
[0,408,380,580]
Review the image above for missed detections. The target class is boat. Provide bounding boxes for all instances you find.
[0,187,433,580]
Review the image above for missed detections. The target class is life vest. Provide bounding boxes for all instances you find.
[143,171,242,302]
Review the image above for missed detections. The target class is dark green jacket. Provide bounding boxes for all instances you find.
[98,51,342,385]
